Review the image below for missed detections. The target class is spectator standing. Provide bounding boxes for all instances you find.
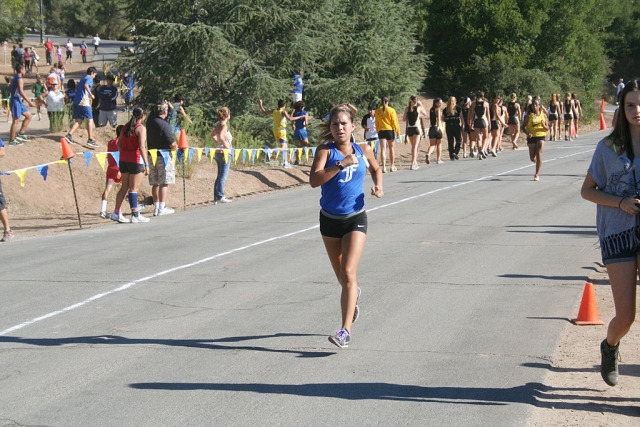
[121,72,135,112]
[32,74,46,120]
[112,106,150,223]
[91,75,101,127]
[2,76,11,123]
[292,69,303,103]
[292,101,309,165]
[0,138,14,242]
[375,96,401,172]
[167,93,192,135]
[100,125,124,218]
[146,102,177,216]
[80,41,88,63]
[10,45,18,74]
[23,48,31,75]
[64,79,76,104]
[98,75,118,127]
[43,81,65,131]
[44,37,54,65]
[258,99,298,168]
[65,39,73,64]
[92,34,100,55]
[615,78,625,104]
[56,45,62,63]
[8,65,35,146]
[64,67,99,148]
[211,107,233,204]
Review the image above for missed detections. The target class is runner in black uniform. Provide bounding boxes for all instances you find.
[489,95,505,157]
[572,93,583,138]
[426,98,444,164]
[468,91,489,159]
[402,95,428,169]
[443,96,462,160]
[563,92,577,141]
[547,94,560,141]
[506,93,522,149]
[459,97,472,157]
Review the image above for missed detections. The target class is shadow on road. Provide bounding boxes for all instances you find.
[0,333,335,358]
[522,362,640,378]
[506,224,597,237]
[499,273,607,285]
[127,381,640,415]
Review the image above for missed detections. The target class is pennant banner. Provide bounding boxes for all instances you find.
[94,152,108,170]
[84,151,92,167]
[149,149,158,167]
[14,169,27,187]
[36,165,48,181]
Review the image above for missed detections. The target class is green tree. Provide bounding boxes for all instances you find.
[0,0,30,41]
[43,0,127,39]
[119,0,427,145]
[603,0,640,82]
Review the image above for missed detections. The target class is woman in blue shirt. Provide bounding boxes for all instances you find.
[309,104,384,349]
[292,101,309,165]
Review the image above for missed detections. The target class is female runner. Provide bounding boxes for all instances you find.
[443,96,462,160]
[403,96,428,169]
[581,80,640,387]
[563,92,577,141]
[309,104,384,349]
[469,92,490,159]
[375,96,401,172]
[506,93,522,149]
[459,97,472,157]
[547,94,560,141]
[426,98,444,164]
[572,93,583,138]
[489,95,506,156]
[523,98,549,181]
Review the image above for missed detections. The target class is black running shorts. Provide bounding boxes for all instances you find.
[378,130,395,141]
[320,210,368,238]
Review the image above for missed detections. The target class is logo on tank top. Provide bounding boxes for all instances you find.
[338,164,358,183]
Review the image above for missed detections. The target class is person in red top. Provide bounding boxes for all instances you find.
[43,38,54,66]
[100,125,124,218]
[111,107,150,223]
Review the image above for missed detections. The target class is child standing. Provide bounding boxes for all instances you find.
[100,125,124,218]
[56,46,62,63]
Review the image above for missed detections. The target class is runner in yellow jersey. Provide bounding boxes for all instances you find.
[523,98,549,181]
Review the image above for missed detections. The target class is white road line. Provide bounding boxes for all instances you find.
[0,147,596,336]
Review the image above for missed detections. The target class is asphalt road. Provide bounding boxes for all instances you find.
[0,132,605,426]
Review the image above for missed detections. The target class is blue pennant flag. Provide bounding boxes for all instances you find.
[160,150,170,165]
[177,148,184,162]
[83,151,92,167]
[0,172,9,176]
[188,148,194,164]
[251,149,256,165]
[242,149,247,163]
[109,151,120,165]
[36,164,49,180]
[204,147,210,158]
[311,147,317,156]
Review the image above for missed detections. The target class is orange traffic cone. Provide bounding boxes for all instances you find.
[60,137,75,159]
[599,113,608,131]
[600,98,605,113]
[178,129,189,149]
[572,282,605,325]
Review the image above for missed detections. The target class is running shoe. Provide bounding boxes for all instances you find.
[437,159,444,164]
[491,149,497,157]
[153,208,160,217]
[478,154,483,160]
[8,139,23,146]
[117,214,129,223]
[512,143,519,149]
[353,287,362,323]
[382,167,387,173]
[533,175,539,181]
[64,134,77,144]
[110,212,120,221]
[130,213,150,223]
[1,230,14,242]
[283,163,293,169]
[329,328,351,349]
[16,133,30,142]
[600,339,620,386]
[99,211,108,219]
[453,154,459,160]
[470,150,475,158]
[425,154,430,164]
[87,139,99,148]
[215,197,232,205]
[158,207,175,215]
[390,166,397,172]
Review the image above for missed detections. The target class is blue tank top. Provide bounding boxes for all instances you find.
[320,142,368,215]
[10,75,22,101]
[293,109,306,129]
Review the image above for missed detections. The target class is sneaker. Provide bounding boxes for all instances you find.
[382,167,387,173]
[453,154,459,160]
[117,214,129,223]
[328,328,351,349]
[600,339,620,386]
[87,139,99,148]
[513,142,519,149]
[533,175,539,181]
[283,163,293,169]
[482,152,487,159]
[390,166,397,172]
[64,134,76,144]
[470,150,475,158]
[425,154,430,165]
[478,154,483,160]
[437,159,444,164]
[16,133,30,142]
[215,197,232,205]
[153,208,160,217]
[99,211,108,219]
[8,139,23,146]
[158,207,175,215]
[353,287,361,323]
[130,213,150,223]
[491,149,497,157]
[1,230,14,242]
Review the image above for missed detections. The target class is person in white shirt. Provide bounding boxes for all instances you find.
[43,81,65,131]
[92,34,100,54]
[65,39,73,64]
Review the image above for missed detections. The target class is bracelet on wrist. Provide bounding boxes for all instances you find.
[619,197,625,209]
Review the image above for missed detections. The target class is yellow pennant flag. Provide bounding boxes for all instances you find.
[297,148,302,162]
[304,147,310,162]
[256,149,261,160]
[196,148,203,162]
[210,149,215,163]
[55,159,67,164]
[94,152,108,170]
[149,149,158,167]
[14,169,27,187]
[274,149,280,160]
[171,150,177,163]
[223,149,229,164]
[233,148,241,164]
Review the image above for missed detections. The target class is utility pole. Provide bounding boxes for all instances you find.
[39,0,44,44]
